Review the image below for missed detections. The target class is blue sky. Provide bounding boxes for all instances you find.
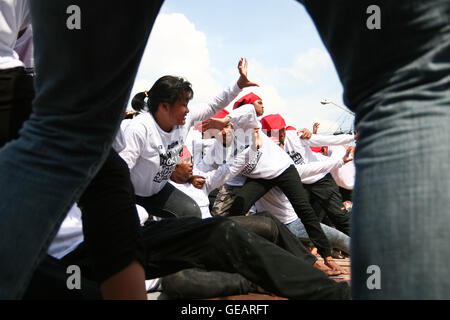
[131,0,355,134]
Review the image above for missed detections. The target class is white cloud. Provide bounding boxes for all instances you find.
[289,48,335,84]
[223,54,350,133]
[130,13,222,108]
[128,12,351,134]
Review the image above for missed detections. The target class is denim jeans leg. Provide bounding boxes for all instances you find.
[0,0,163,298]
[287,218,350,255]
[351,42,450,299]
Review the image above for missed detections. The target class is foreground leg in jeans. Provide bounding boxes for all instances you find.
[143,217,349,299]
[0,1,163,298]
[299,0,450,298]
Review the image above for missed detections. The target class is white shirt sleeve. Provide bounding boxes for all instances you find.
[301,134,355,147]
[186,82,241,128]
[296,158,344,179]
[135,204,149,226]
[328,145,348,159]
[118,123,147,170]
[201,147,258,193]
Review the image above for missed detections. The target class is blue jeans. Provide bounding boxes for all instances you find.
[300,0,450,298]
[286,218,350,254]
[0,1,163,298]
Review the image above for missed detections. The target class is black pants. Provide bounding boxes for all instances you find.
[0,67,34,148]
[25,215,348,299]
[161,211,318,299]
[23,252,102,300]
[162,268,251,299]
[303,174,351,235]
[136,183,202,219]
[77,149,145,283]
[141,216,348,299]
[339,187,353,202]
[229,165,332,258]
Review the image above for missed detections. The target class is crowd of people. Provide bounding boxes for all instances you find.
[1,0,449,300]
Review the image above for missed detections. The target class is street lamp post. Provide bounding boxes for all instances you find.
[320,99,355,116]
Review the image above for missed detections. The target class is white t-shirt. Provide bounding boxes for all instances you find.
[0,0,30,70]
[13,24,33,70]
[254,187,298,225]
[283,130,355,184]
[47,204,84,260]
[198,138,248,187]
[170,146,257,218]
[228,104,293,179]
[328,145,355,190]
[47,204,150,259]
[169,180,212,219]
[117,82,242,197]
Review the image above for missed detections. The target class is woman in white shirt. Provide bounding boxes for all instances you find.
[117,58,258,219]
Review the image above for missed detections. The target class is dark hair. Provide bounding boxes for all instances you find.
[131,92,148,112]
[131,76,193,114]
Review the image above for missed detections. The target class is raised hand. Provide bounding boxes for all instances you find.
[237,57,259,89]
[298,128,312,139]
[342,147,355,163]
[199,116,230,132]
[313,122,320,134]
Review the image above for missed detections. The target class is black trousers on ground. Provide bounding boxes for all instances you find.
[229,165,332,258]
[141,216,348,299]
[24,214,348,299]
[161,211,318,299]
[0,67,34,148]
[303,174,351,235]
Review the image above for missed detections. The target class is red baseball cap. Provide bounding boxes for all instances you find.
[233,92,261,110]
[260,114,286,131]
